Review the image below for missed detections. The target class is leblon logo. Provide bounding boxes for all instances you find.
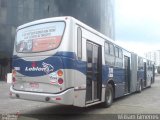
[25,62,54,74]
[42,62,54,74]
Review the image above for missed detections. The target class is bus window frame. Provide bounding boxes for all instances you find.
[115,46,119,57]
[118,48,123,59]
[104,41,116,66]
[109,43,115,56]
[15,21,66,53]
[105,42,109,54]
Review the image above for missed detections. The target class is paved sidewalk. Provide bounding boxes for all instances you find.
[0,81,54,114]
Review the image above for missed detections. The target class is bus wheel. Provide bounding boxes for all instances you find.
[102,84,113,108]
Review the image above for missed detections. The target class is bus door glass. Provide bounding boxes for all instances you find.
[86,41,101,103]
[124,56,130,94]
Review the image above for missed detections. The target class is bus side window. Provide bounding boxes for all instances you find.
[115,47,123,68]
[105,42,109,54]
[77,27,82,59]
[119,49,123,58]
[105,42,116,66]
[138,57,143,70]
[109,44,114,56]
[115,47,119,57]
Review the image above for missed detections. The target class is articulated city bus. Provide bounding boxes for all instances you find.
[10,16,155,107]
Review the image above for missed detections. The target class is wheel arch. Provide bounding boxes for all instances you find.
[107,79,115,98]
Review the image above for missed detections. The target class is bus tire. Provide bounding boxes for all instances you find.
[102,84,113,108]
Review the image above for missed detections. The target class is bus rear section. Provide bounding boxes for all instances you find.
[10,18,75,105]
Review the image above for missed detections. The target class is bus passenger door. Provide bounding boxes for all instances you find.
[124,56,130,94]
[86,41,102,103]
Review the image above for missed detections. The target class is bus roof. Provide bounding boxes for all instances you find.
[16,16,132,55]
[17,16,70,30]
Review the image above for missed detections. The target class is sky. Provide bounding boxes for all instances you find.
[115,0,160,56]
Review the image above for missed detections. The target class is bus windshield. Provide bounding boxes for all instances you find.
[16,22,65,53]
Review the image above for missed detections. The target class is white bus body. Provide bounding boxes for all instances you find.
[10,16,155,107]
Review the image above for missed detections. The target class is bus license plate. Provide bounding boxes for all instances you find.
[29,82,39,88]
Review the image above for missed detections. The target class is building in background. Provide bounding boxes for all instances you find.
[145,50,160,72]
[0,0,115,80]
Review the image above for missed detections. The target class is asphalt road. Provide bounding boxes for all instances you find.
[1,75,160,119]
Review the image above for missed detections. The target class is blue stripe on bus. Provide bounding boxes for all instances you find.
[12,52,87,77]
[12,52,126,85]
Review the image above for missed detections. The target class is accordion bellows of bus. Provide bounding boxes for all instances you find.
[10,16,155,107]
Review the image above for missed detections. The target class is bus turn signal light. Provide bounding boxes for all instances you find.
[57,70,63,76]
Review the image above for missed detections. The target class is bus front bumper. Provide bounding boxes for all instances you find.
[10,86,74,105]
